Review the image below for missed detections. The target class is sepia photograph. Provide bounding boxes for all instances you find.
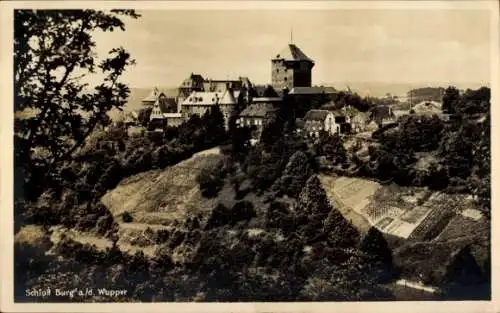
[1,0,498,312]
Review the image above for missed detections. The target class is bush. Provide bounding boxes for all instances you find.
[121,211,133,223]
[196,160,226,198]
[231,201,257,224]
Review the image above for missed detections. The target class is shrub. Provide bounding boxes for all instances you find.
[196,160,226,198]
[231,201,257,224]
[121,211,133,223]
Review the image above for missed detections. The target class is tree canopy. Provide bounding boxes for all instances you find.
[14,9,140,200]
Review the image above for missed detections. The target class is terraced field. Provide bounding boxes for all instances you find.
[320,175,480,240]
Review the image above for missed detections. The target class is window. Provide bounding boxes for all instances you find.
[284,77,287,82]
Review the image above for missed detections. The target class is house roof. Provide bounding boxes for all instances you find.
[330,110,348,117]
[412,101,442,116]
[181,90,236,106]
[239,103,277,118]
[273,44,314,63]
[289,86,336,95]
[303,109,332,121]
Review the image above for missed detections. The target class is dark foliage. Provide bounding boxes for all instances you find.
[358,227,393,282]
[14,9,139,201]
[272,150,314,198]
[196,159,226,198]
[314,132,347,165]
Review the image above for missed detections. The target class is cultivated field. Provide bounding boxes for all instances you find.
[320,175,484,240]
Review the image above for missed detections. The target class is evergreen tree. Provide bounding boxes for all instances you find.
[203,105,227,146]
[444,245,484,286]
[323,206,359,249]
[272,150,314,198]
[296,176,358,246]
[358,227,393,282]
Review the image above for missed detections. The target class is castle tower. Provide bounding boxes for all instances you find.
[271,39,315,92]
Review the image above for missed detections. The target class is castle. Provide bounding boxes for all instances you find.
[271,43,315,92]
[141,40,336,133]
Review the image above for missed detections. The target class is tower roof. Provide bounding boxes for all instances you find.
[273,44,314,62]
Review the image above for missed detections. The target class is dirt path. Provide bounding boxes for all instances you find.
[395,279,439,293]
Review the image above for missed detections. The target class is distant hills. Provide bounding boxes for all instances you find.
[323,82,489,98]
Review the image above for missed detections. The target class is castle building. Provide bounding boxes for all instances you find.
[181,89,237,129]
[271,43,315,92]
[177,73,205,104]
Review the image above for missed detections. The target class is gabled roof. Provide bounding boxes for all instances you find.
[239,103,277,118]
[142,87,164,102]
[289,86,336,95]
[303,109,332,121]
[182,91,221,106]
[273,44,314,63]
[412,101,442,116]
[181,90,237,106]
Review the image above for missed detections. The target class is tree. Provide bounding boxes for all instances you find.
[272,150,314,198]
[297,175,331,217]
[137,107,153,127]
[398,115,444,152]
[229,126,252,162]
[442,86,460,114]
[444,245,485,286]
[315,132,347,165]
[456,87,490,114]
[14,9,140,200]
[296,175,358,245]
[203,105,227,145]
[323,206,359,249]
[358,227,393,282]
[196,159,226,198]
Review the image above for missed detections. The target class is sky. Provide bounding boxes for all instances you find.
[92,9,491,89]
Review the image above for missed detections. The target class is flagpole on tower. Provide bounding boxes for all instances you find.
[290,28,293,44]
